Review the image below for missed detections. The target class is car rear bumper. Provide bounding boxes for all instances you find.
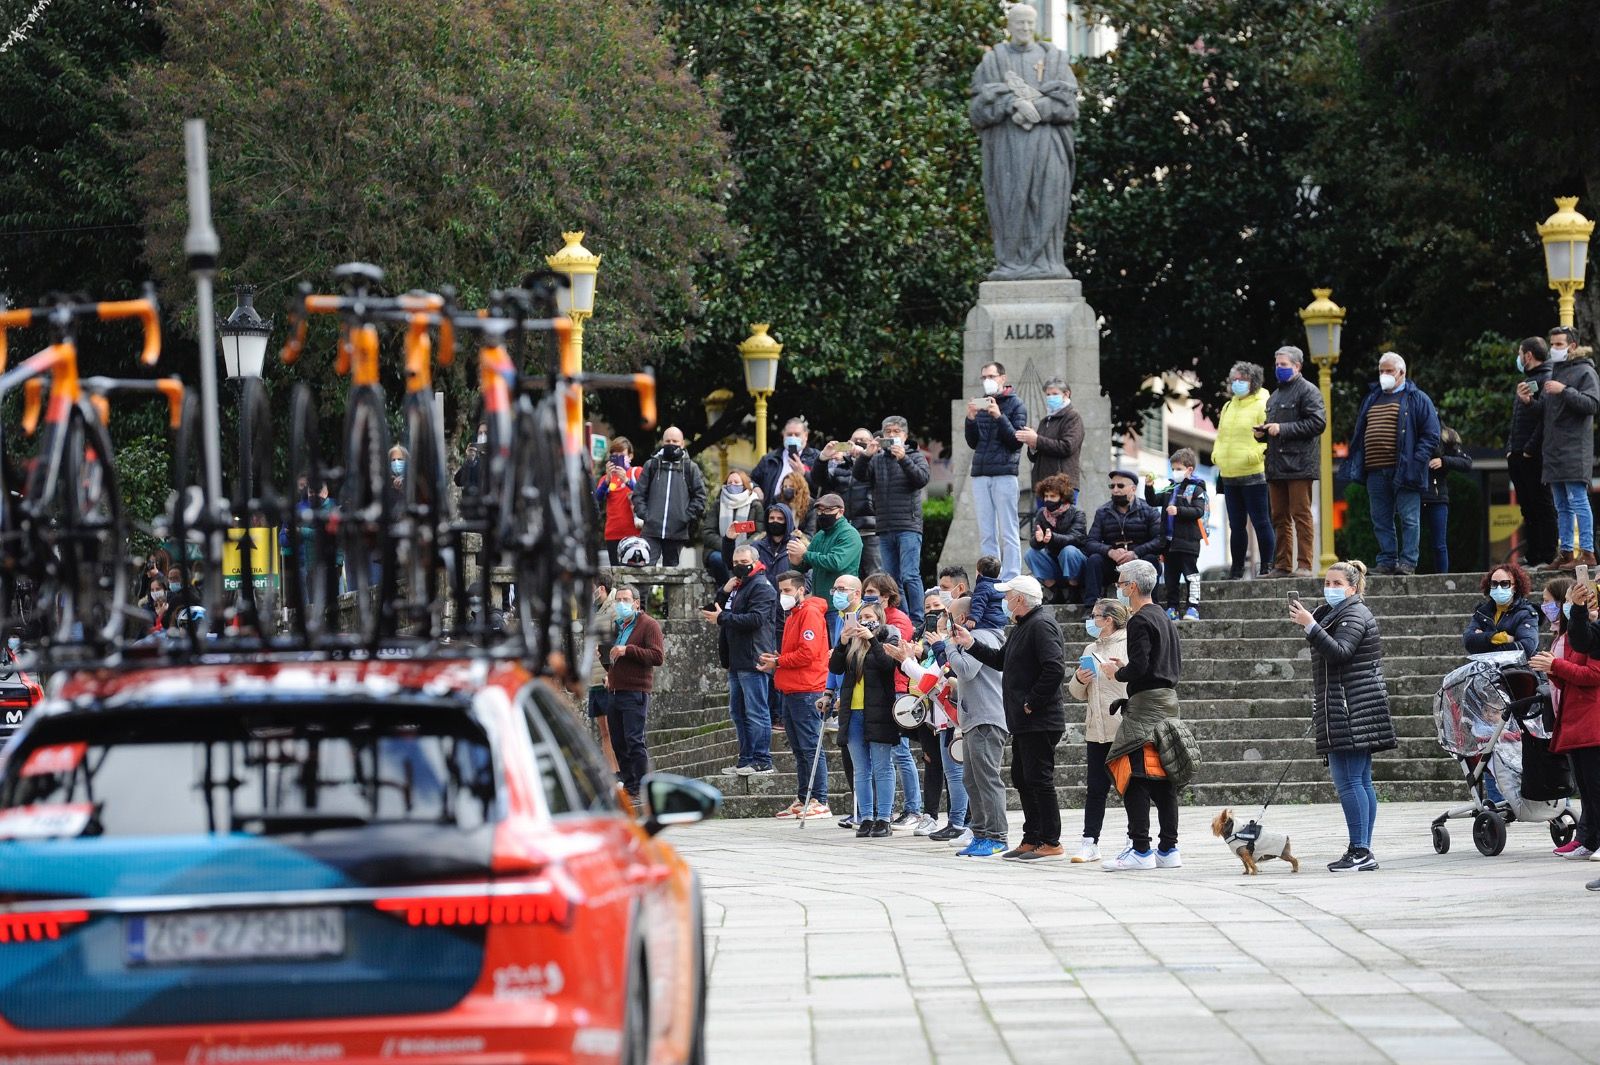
[0,997,622,1065]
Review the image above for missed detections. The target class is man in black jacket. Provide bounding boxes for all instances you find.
[1509,336,1556,567]
[952,574,1068,862]
[1262,346,1327,577]
[1084,471,1163,606]
[818,428,879,576]
[632,427,708,566]
[1101,559,1184,871]
[855,415,932,624]
[703,545,778,775]
[964,362,1029,580]
[751,416,823,510]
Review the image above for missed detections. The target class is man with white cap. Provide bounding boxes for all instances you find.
[950,572,1068,861]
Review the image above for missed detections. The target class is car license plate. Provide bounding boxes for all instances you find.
[125,907,345,965]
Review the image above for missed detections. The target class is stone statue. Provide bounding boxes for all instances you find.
[970,3,1078,281]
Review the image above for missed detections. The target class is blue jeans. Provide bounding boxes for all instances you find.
[940,730,968,827]
[1366,467,1421,570]
[846,713,896,820]
[780,690,827,804]
[1223,480,1275,576]
[879,530,925,624]
[1327,748,1378,850]
[893,736,922,814]
[704,548,731,587]
[728,670,772,770]
[1025,543,1085,585]
[1421,502,1449,573]
[974,473,1022,579]
[1551,480,1595,553]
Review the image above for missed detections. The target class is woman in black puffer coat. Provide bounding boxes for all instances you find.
[1287,559,1397,872]
[828,603,903,839]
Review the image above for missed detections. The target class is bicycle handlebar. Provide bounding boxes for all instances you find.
[0,285,161,370]
[81,376,187,428]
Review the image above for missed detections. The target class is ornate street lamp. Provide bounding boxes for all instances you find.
[217,284,273,379]
[1537,197,1593,329]
[545,231,601,370]
[702,388,735,485]
[738,324,782,459]
[1299,288,1346,571]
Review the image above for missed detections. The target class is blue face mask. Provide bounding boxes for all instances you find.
[1543,601,1562,623]
[391,459,406,477]
[1230,380,1249,397]
[1084,617,1101,639]
[1562,602,1573,619]
[1275,365,1294,383]
[614,601,636,623]
[1489,586,1514,606]
[1515,353,1526,374]
[861,594,881,607]
[831,591,852,612]
[1044,393,1066,412]
[1001,597,1014,619]
[1115,589,1130,606]
[1324,587,1348,607]
[784,435,803,450]
[169,581,183,592]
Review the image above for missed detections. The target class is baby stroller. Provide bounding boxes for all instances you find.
[1431,651,1578,856]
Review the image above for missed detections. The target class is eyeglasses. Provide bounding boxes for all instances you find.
[1108,483,1132,490]
[1490,580,1514,590]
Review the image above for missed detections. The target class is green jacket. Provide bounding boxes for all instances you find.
[799,520,863,597]
[1107,687,1201,792]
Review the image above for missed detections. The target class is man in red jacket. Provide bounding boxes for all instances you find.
[759,570,832,820]
[604,584,665,803]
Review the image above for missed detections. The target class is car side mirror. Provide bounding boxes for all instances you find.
[640,773,721,836]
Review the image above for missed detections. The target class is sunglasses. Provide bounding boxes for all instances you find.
[1490,580,1514,589]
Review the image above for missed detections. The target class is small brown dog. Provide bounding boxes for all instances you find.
[1211,809,1300,875]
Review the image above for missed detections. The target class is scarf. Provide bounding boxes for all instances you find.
[719,485,757,537]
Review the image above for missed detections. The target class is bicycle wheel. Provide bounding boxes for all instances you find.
[285,384,337,641]
[398,393,449,638]
[511,397,557,663]
[25,403,127,648]
[340,385,395,643]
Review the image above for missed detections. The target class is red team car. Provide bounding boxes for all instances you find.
[0,658,715,1064]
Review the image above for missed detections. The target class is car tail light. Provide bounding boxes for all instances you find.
[0,910,89,943]
[374,883,572,930]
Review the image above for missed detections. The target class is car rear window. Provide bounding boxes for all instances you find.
[0,702,498,840]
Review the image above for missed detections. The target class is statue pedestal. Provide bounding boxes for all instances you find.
[938,279,1110,575]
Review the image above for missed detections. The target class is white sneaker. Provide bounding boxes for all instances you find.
[721,765,744,777]
[1155,846,1182,869]
[913,813,938,836]
[734,765,756,777]
[1102,846,1156,871]
[947,828,974,848]
[1562,846,1595,860]
[1071,837,1101,863]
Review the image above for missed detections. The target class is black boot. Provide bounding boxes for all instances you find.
[855,820,873,838]
[869,819,891,838]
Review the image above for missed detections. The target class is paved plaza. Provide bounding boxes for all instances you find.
[676,802,1600,1065]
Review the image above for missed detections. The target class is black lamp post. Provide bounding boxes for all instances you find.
[217,285,274,627]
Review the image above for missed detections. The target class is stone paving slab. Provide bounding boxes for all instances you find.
[675,801,1599,1065]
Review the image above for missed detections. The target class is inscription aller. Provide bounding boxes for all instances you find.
[1004,322,1055,341]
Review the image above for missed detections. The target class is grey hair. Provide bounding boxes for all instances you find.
[1117,559,1159,596]
[1228,361,1264,392]
[1012,589,1043,611]
[1043,377,1069,392]
[881,415,909,433]
[1275,346,1304,367]
[1379,351,1406,375]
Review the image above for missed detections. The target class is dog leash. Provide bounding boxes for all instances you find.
[1249,719,1317,826]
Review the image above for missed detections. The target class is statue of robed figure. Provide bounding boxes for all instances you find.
[970,3,1079,281]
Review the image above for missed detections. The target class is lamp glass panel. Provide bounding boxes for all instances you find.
[219,333,239,378]
[555,280,574,317]
[573,272,597,315]
[744,356,778,393]
[239,334,269,378]
[1575,240,1590,282]
[1329,320,1342,356]
[1304,322,1330,359]
[1546,241,1576,284]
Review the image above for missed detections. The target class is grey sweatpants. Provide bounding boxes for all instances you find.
[963,723,1010,843]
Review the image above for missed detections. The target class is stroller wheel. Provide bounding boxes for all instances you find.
[1431,824,1450,854]
[1551,817,1577,848]
[1473,811,1508,857]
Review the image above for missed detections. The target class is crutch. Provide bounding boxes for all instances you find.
[798,692,832,830]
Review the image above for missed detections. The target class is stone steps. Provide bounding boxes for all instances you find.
[645,569,1514,818]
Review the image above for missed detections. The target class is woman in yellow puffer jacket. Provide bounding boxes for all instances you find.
[1214,361,1275,579]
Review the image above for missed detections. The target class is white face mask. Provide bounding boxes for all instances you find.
[779,593,798,611]
[982,378,1000,396]
[1550,345,1569,362]
[1378,372,1398,392]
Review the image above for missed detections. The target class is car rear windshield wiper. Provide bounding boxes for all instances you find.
[232,813,371,835]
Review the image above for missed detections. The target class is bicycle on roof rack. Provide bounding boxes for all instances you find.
[0,287,164,654]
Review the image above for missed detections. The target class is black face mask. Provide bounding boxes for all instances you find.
[816,512,839,530]
[766,520,788,538]
[1111,494,1131,509]
[661,444,683,461]
[731,562,753,580]
[922,610,944,632]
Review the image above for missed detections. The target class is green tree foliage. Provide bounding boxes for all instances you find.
[658,0,996,446]
[122,0,738,435]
